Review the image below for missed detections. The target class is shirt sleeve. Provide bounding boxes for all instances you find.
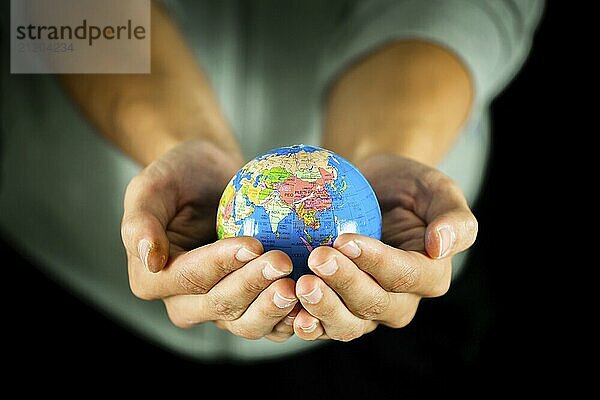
[319,0,545,106]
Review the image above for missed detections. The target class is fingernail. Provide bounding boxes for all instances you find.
[284,315,296,326]
[299,321,318,333]
[235,247,260,262]
[313,258,338,276]
[437,226,454,258]
[300,285,323,304]
[338,240,361,259]
[138,239,152,271]
[262,262,289,280]
[273,291,297,309]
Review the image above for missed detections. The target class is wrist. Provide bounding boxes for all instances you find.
[322,40,473,168]
[115,97,242,166]
[348,125,446,167]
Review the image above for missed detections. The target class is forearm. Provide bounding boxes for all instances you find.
[323,40,473,166]
[59,1,240,166]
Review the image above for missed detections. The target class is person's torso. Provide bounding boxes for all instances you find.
[0,0,489,360]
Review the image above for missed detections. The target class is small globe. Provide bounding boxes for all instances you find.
[216,144,382,279]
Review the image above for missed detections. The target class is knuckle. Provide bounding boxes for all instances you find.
[212,249,235,276]
[166,312,193,329]
[124,175,144,195]
[312,300,337,321]
[332,324,364,342]
[360,246,385,272]
[240,278,266,297]
[128,278,154,301]
[388,311,416,329]
[133,173,162,195]
[353,293,390,320]
[438,175,456,191]
[389,264,420,293]
[431,276,451,297]
[120,216,133,243]
[425,170,455,191]
[390,265,420,292]
[176,267,211,295]
[421,169,446,187]
[125,175,160,203]
[465,215,479,245]
[387,301,420,328]
[209,293,245,321]
[230,324,262,340]
[334,273,356,293]
[260,302,287,320]
[120,213,143,248]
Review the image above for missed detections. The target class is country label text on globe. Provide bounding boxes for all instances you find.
[216,144,382,279]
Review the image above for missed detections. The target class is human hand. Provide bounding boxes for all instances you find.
[292,154,478,341]
[121,139,299,342]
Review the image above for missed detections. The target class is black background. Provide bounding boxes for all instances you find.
[3,2,568,393]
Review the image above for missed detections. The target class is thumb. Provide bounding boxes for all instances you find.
[122,212,170,273]
[425,209,478,259]
[121,174,172,273]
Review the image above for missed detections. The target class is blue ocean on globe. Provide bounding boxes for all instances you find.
[217,144,382,279]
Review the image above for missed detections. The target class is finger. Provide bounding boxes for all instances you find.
[128,237,263,300]
[422,177,478,259]
[163,295,201,329]
[122,175,172,272]
[265,331,294,343]
[225,278,298,340]
[308,246,422,327]
[334,234,451,297]
[205,250,293,321]
[425,211,478,259]
[307,246,391,321]
[162,249,291,325]
[381,293,421,328]
[121,211,170,274]
[266,303,301,342]
[293,308,324,341]
[296,275,376,342]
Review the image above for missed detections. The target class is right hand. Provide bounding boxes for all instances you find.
[121,139,299,342]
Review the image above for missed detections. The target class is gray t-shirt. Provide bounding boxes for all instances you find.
[0,0,543,361]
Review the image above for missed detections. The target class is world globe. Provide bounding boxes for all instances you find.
[216,144,382,279]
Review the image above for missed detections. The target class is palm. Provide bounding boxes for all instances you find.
[359,154,434,254]
[151,141,241,254]
[381,206,426,253]
[166,192,221,253]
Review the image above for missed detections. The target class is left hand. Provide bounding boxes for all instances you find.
[121,139,298,342]
[292,154,478,341]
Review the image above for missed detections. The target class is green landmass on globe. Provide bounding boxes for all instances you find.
[216,144,381,279]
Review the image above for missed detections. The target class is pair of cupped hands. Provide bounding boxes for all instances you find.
[121,139,477,342]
